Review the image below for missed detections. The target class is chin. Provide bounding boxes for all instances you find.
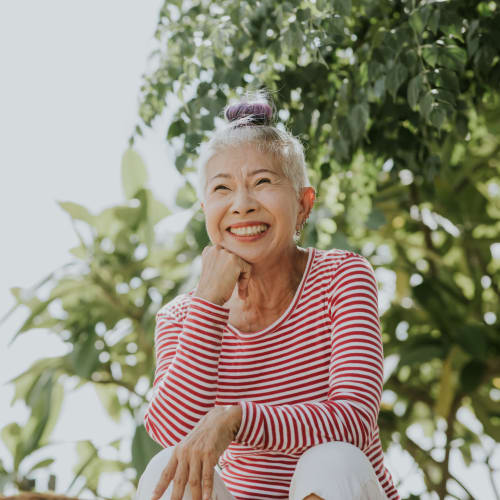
[225,243,267,262]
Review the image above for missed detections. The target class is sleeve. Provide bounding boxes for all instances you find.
[144,295,230,447]
[233,255,384,454]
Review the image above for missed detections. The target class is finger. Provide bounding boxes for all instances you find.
[170,460,189,500]
[152,456,178,500]
[201,460,214,500]
[187,457,203,500]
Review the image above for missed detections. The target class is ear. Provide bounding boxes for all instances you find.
[297,187,315,222]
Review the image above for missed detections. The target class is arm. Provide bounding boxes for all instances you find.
[144,295,230,447]
[233,255,384,454]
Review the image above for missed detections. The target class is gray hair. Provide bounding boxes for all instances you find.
[195,94,310,202]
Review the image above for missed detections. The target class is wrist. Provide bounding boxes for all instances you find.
[194,289,224,306]
[223,404,242,439]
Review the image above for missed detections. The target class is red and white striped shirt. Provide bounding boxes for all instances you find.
[144,247,399,500]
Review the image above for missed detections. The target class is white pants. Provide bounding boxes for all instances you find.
[136,441,389,500]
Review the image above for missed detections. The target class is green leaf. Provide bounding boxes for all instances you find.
[69,245,88,259]
[409,5,431,36]
[131,425,163,478]
[419,91,434,120]
[69,334,100,379]
[430,105,446,129]
[175,153,188,174]
[407,74,424,109]
[58,201,95,225]
[439,45,467,72]
[386,63,408,100]
[1,423,22,460]
[39,379,64,446]
[434,68,460,92]
[471,394,500,441]
[347,103,369,143]
[93,206,118,236]
[26,457,55,475]
[422,45,439,67]
[167,119,187,139]
[22,387,52,458]
[121,149,148,199]
[428,9,440,34]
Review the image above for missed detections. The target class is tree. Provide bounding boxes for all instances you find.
[3,0,500,498]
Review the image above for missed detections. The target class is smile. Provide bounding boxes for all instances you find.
[228,224,268,236]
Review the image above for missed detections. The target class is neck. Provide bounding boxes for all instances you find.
[232,245,308,311]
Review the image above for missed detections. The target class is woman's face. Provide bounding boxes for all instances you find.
[201,142,311,264]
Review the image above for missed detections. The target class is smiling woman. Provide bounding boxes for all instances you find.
[135,90,399,500]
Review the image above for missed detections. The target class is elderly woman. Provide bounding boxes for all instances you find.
[136,94,399,500]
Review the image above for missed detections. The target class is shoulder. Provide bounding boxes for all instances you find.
[156,291,195,323]
[310,248,377,300]
[312,247,373,277]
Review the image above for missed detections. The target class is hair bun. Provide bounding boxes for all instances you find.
[225,101,273,126]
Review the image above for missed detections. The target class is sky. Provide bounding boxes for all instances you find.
[0,1,498,499]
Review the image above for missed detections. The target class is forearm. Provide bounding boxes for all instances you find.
[145,297,229,447]
[233,398,380,454]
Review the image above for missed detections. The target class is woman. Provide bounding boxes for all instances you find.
[136,92,399,500]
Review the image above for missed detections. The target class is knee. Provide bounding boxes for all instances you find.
[296,441,372,478]
[289,442,380,500]
[136,446,176,500]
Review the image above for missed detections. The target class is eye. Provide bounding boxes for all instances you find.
[214,185,229,191]
[257,178,271,185]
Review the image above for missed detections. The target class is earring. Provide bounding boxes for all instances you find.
[295,217,308,237]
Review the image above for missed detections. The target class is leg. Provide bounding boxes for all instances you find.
[288,442,388,500]
[135,446,236,500]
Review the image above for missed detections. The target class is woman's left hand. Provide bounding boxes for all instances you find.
[152,405,242,500]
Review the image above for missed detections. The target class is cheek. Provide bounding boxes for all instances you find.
[204,205,225,233]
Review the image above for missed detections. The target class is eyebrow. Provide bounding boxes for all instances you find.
[209,168,277,183]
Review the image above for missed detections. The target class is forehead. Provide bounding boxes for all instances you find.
[205,143,283,181]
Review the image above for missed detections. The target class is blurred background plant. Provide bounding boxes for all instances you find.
[2,0,500,498]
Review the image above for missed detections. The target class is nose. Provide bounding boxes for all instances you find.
[230,187,257,214]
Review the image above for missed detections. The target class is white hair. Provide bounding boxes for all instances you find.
[194,95,310,202]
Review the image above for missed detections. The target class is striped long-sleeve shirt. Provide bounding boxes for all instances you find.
[144,247,399,500]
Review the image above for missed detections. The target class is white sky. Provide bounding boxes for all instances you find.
[0,1,497,499]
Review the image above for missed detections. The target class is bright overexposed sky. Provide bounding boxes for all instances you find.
[0,2,498,499]
[0,1,184,496]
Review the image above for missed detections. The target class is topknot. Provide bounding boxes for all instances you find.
[224,101,273,126]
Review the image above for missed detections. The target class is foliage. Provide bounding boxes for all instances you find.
[2,0,500,498]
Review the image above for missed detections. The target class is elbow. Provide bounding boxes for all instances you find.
[144,405,177,448]
[351,405,378,452]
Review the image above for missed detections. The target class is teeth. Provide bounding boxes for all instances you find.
[230,224,268,236]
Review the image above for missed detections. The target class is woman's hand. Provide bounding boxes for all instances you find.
[151,405,242,500]
[194,245,252,305]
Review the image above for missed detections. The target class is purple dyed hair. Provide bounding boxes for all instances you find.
[225,101,273,126]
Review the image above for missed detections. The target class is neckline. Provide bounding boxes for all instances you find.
[226,247,316,339]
